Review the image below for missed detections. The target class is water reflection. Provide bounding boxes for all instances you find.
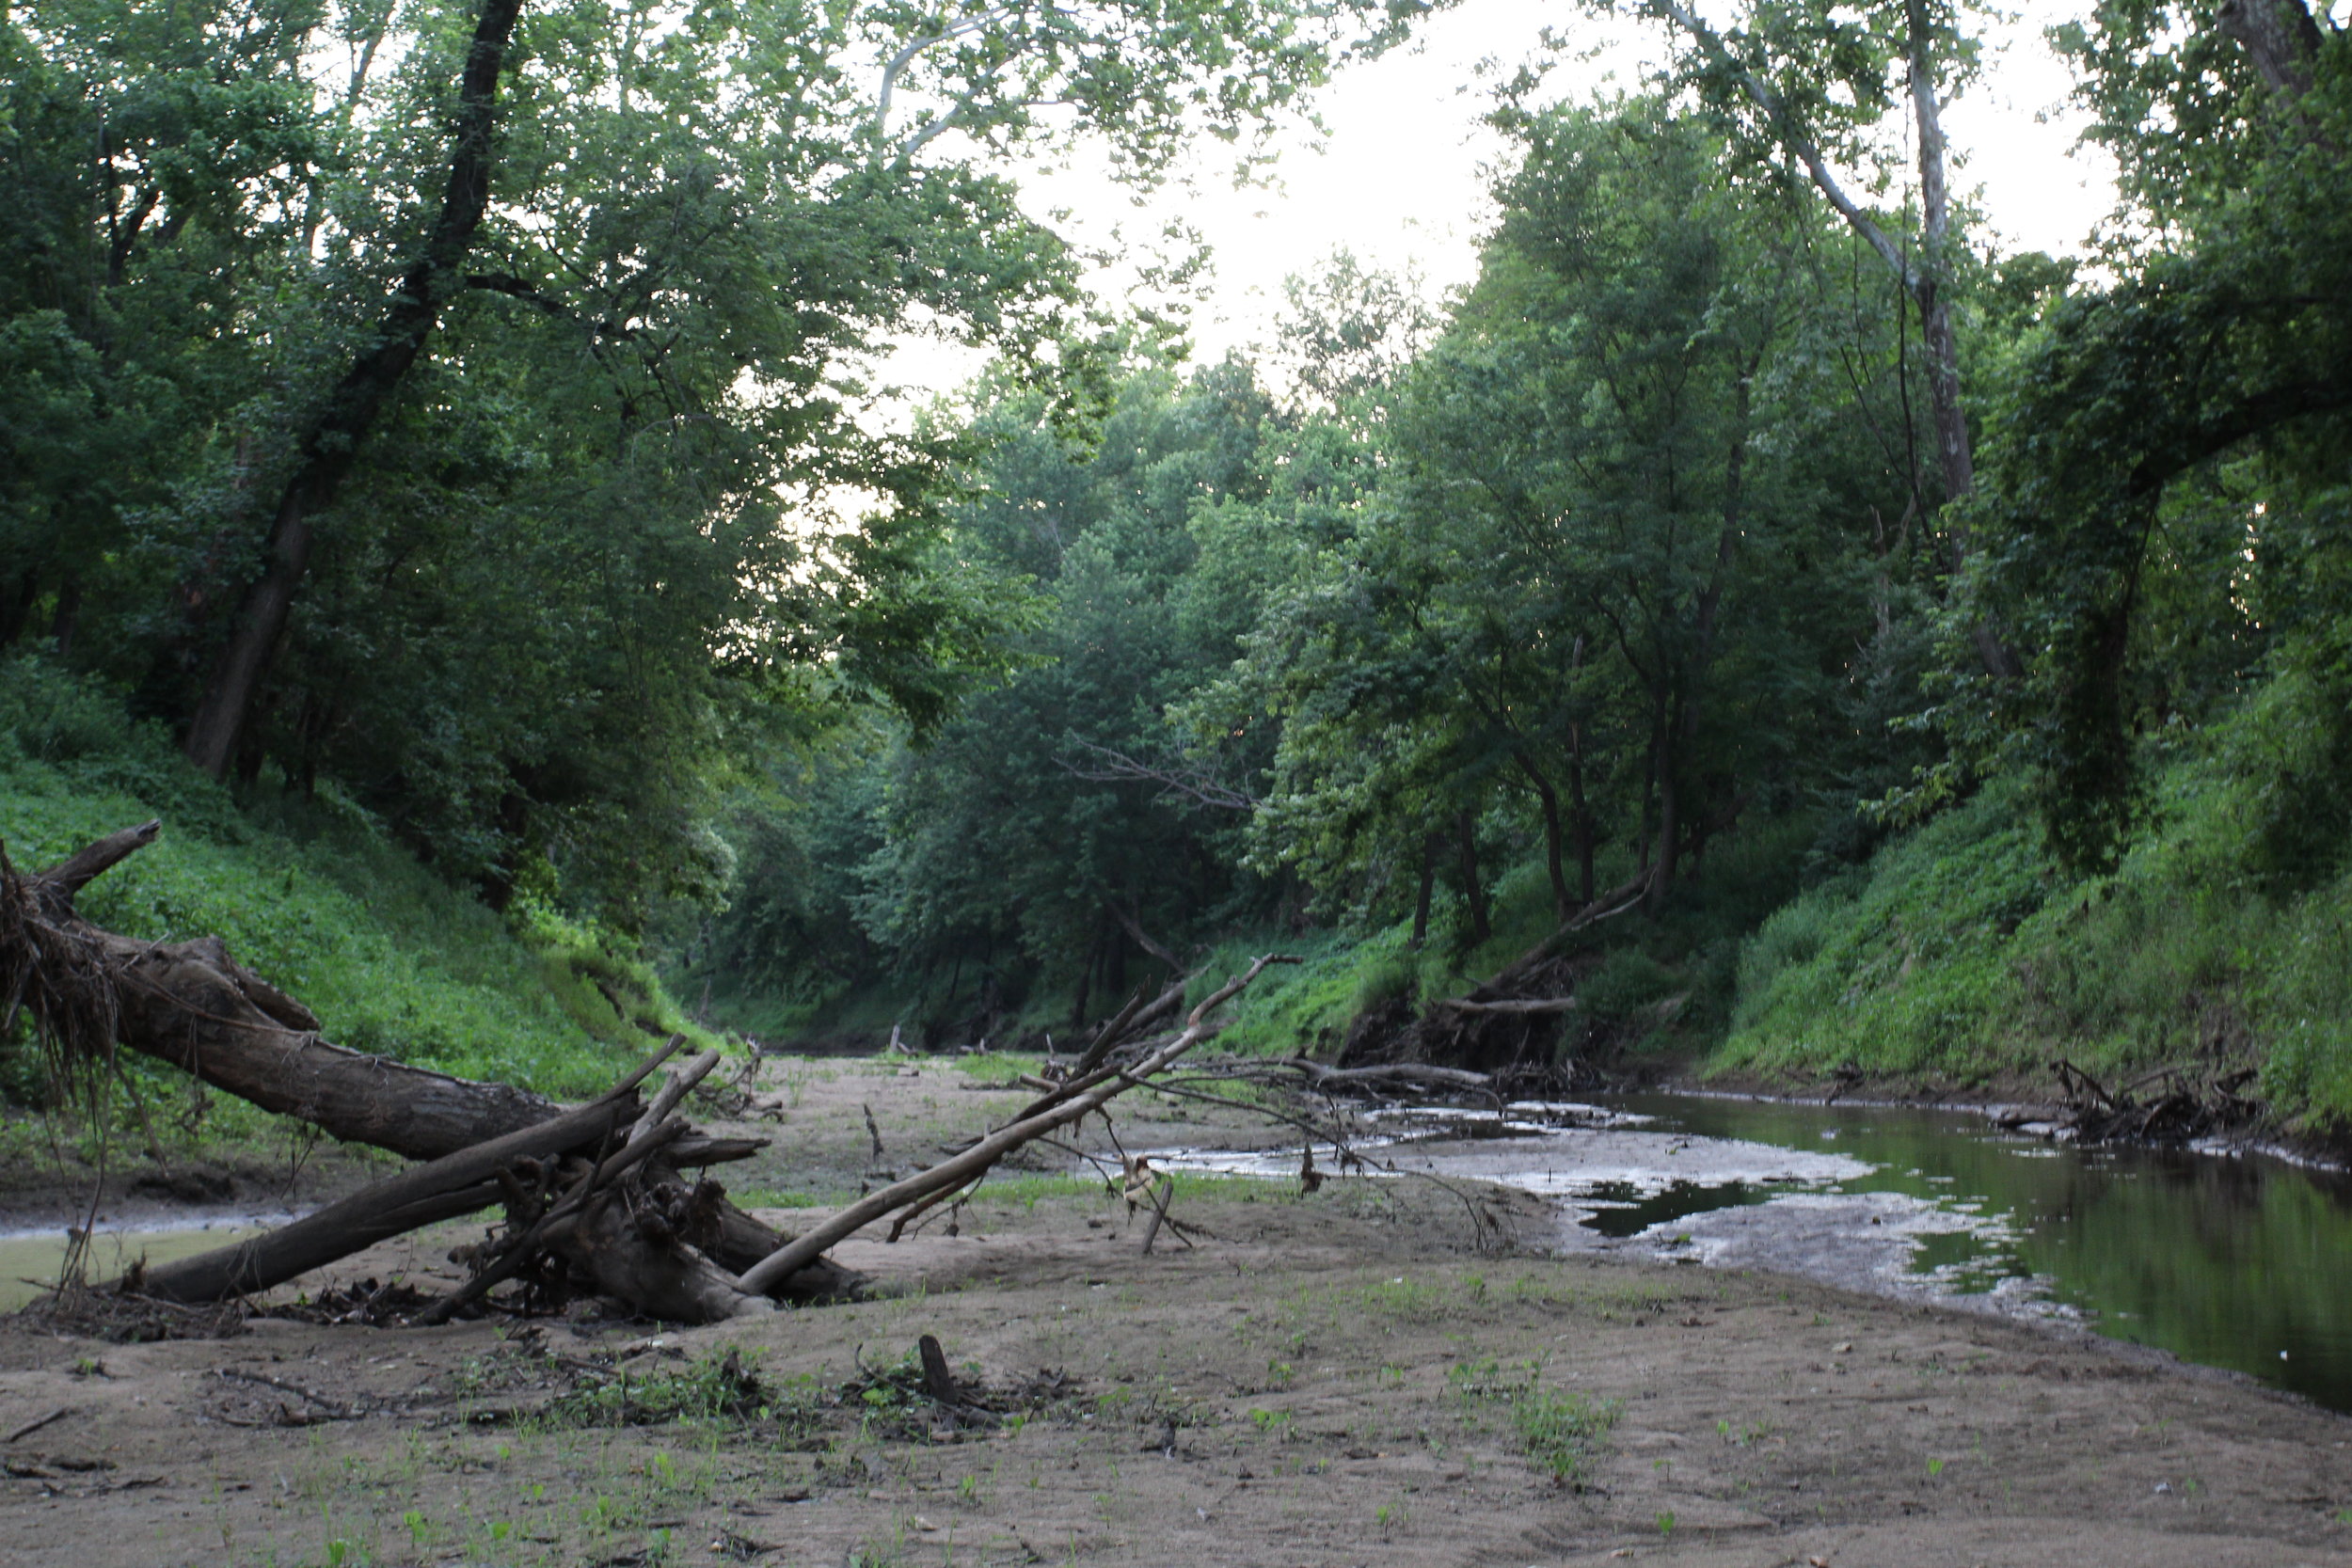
[1615,1094,2352,1414]
[1575,1178,1773,1238]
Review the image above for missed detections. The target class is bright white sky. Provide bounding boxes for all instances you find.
[879,1,2119,404]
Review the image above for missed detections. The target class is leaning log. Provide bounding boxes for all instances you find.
[131,1090,645,1303]
[736,954,1298,1294]
[9,822,860,1308]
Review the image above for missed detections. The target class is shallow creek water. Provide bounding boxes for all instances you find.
[0,1216,281,1313]
[1146,1091,2352,1415]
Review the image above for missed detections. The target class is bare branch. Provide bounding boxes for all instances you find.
[732,954,1300,1294]
[1061,738,1263,811]
[1643,0,1916,294]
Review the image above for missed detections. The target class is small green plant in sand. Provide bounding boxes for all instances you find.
[1449,1355,1621,1484]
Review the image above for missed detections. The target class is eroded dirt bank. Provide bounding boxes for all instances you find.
[3,1056,2348,1567]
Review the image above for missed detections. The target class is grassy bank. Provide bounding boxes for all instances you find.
[1720,754,2352,1131]
[0,657,714,1126]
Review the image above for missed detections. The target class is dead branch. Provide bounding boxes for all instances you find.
[1068,974,1189,1081]
[36,820,161,900]
[1133,1074,1509,1250]
[631,1051,722,1142]
[412,1117,690,1326]
[120,1059,664,1303]
[1193,1056,1499,1099]
[5,1407,72,1445]
[8,822,855,1315]
[734,955,1300,1294]
[9,824,597,1157]
[1060,739,1262,811]
[1476,865,1658,995]
[1106,899,1185,974]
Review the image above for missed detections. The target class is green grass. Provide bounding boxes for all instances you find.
[1446,1354,1620,1484]
[0,654,713,1108]
[1718,750,2352,1129]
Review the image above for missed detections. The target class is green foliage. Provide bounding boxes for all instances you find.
[1723,787,2054,1083]
[0,0,1417,930]
[1724,740,2352,1127]
[1447,1355,1620,1484]
[1927,21,2352,869]
[537,1349,815,1434]
[0,656,650,1101]
[680,351,1336,1039]
[1580,949,1682,1024]
[1185,927,1413,1057]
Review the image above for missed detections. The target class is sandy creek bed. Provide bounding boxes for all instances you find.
[2,1055,2347,1566]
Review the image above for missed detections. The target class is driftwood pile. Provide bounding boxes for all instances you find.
[1,820,1295,1326]
[2048,1059,2264,1146]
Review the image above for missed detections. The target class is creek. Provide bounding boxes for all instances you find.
[1148,1091,2352,1415]
[0,1216,280,1313]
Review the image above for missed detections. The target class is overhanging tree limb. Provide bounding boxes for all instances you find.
[1644,0,1913,288]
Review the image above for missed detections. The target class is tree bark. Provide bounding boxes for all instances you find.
[1904,0,2026,679]
[1566,634,1595,907]
[552,1183,775,1321]
[1454,808,1490,944]
[1108,898,1183,974]
[101,928,569,1159]
[1905,0,1971,509]
[183,0,528,778]
[1514,752,1572,924]
[1409,833,1437,951]
[49,576,80,660]
[128,1095,639,1303]
[1070,925,1097,1032]
[1649,695,1682,911]
[2217,0,2325,99]
[0,568,37,647]
[16,824,860,1307]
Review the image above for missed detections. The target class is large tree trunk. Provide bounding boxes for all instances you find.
[1409,832,1437,951]
[1646,0,2019,677]
[183,0,528,778]
[1648,697,1681,911]
[1903,0,2025,680]
[1905,0,1971,509]
[1514,752,1572,924]
[1454,808,1490,944]
[131,1096,638,1303]
[106,929,567,1159]
[2218,0,2325,99]
[1566,634,1596,908]
[12,823,858,1308]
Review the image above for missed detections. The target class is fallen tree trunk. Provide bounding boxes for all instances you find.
[129,1084,651,1304]
[7,822,861,1312]
[23,824,755,1164]
[1239,1058,1498,1093]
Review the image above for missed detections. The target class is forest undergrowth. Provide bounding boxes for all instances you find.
[0,657,721,1165]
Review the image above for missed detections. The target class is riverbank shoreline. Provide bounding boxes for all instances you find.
[1666,1068,2352,1176]
[2,1053,2347,1567]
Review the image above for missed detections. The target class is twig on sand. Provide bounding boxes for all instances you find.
[6,1406,72,1444]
